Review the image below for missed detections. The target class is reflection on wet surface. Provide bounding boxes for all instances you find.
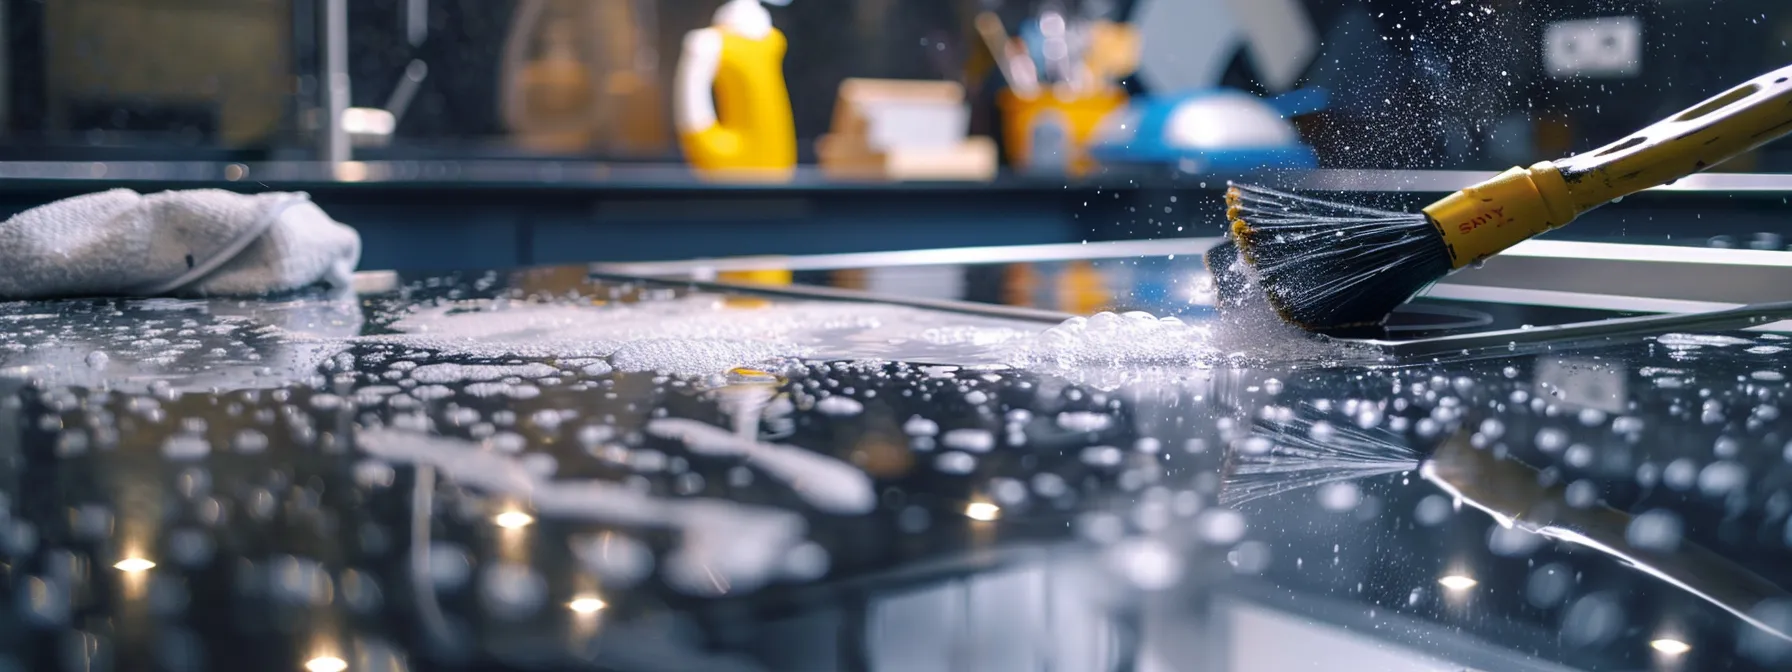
[1,267,1791,671]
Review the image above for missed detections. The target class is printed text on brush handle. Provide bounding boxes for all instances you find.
[1552,61,1792,211]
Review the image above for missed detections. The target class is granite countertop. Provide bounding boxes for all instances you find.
[0,264,1789,671]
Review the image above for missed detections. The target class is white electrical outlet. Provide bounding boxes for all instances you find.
[1544,16,1642,79]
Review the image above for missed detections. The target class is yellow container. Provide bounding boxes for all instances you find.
[717,268,794,285]
[996,87,1127,176]
[676,24,797,178]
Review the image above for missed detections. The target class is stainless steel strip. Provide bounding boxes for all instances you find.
[1366,300,1792,358]
[590,272,1080,324]
[1422,284,1742,314]
[1437,240,1792,305]
[589,238,1225,277]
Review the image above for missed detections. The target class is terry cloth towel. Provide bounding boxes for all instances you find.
[0,188,361,300]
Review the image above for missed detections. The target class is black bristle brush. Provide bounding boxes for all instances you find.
[1208,63,1792,334]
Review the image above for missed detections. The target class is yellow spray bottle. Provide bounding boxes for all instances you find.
[673,0,797,178]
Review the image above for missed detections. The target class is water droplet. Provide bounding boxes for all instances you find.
[933,451,976,475]
[902,416,939,437]
[1561,593,1625,648]
[1317,482,1361,512]
[941,429,995,453]
[1222,540,1270,575]
[1698,461,1747,496]
[1626,509,1683,552]
[161,434,210,460]
[1080,445,1124,467]
[815,396,864,417]
[1414,495,1453,526]
[478,562,547,621]
[428,544,472,591]
[1196,509,1247,545]
[1107,539,1185,589]
[1535,428,1569,453]
[1525,563,1573,608]
[1056,412,1114,433]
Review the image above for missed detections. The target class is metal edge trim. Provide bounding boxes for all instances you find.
[588,239,1226,277]
[1365,300,1792,357]
[1500,239,1792,267]
[589,271,1080,325]
[1422,284,1743,314]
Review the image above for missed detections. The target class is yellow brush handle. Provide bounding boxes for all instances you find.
[1427,62,1792,268]
[1553,62,1792,210]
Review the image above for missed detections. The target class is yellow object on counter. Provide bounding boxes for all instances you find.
[996,87,1127,176]
[1057,261,1109,314]
[674,0,796,178]
[717,268,794,285]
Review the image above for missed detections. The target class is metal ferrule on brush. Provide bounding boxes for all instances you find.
[1421,162,1580,269]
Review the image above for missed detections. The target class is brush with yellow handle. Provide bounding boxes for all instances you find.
[1209,63,1792,334]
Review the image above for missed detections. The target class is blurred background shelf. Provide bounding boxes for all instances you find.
[6,0,1792,270]
[11,0,1792,169]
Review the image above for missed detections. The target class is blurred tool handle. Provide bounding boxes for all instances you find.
[975,12,1037,95]
[1554,62,1792,212]
[1006,41,1042,96]
[384,60,430,123]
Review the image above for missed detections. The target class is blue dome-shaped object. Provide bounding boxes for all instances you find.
[1088,88,1325,172]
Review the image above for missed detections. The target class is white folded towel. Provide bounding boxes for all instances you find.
[0,188,361,300]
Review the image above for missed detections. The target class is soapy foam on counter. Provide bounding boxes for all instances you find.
[409,363,560,384]
[0,295,362,393]
[1001,242,1384,372]
[356,297,1036,376]
[1005,310,1380,373]
[610,339,798,378]
[4,285,1379,396]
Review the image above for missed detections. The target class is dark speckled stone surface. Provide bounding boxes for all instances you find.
[0,264,1790,671]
